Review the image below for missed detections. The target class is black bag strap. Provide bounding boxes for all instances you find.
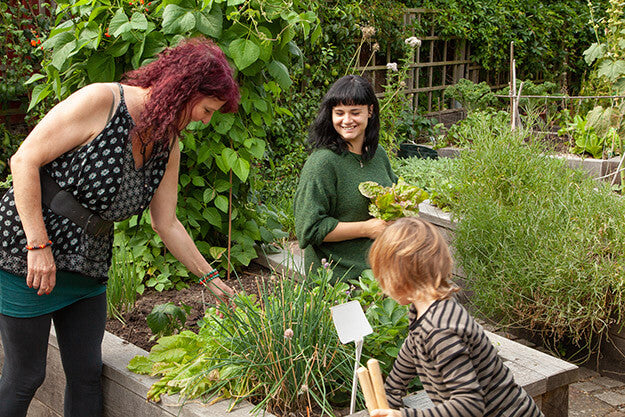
[40,171,113,237]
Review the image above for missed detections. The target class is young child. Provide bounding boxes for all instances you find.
[368,217,543,417]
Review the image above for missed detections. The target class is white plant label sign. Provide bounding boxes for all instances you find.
[330,300,373,344]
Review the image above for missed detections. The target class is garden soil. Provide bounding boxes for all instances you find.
[105,262,274,352]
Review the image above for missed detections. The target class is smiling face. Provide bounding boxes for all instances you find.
[184,95,227,126]
[331,104,372,153]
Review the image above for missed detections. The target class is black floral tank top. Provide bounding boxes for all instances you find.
[0,84,170,282]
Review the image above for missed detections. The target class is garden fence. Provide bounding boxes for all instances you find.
[355,8,509,125]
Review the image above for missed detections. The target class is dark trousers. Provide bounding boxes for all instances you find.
[0,292,107,417]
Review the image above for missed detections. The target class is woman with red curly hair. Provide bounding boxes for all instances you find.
[0,37,239,416]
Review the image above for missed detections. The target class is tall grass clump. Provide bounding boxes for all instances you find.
[451,116,625,356]
[107,242,142,324]
[128,267,356,416]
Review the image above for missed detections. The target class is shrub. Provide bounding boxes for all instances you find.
[451,116,625,355]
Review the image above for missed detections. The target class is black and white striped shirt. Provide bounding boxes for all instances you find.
[385,298,544,417]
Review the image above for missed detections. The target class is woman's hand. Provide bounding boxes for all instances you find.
[26,248,57,295]
[371,409,401,417]
[365,218,388,239]
[207,277,236,309]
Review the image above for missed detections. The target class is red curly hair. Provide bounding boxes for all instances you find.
[122,37,240,151]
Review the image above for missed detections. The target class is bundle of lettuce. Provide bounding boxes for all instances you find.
[358,178,429,221]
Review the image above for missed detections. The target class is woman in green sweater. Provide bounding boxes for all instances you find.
[294,75,397,282]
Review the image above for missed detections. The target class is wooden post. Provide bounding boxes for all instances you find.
[510,42,515,130]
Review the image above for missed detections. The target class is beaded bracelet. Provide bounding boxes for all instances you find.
[199,268,220,285]
[25,240,52,251]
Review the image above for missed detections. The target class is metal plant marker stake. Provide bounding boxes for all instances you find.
[330,300,374,414]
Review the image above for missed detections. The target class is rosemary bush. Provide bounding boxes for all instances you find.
[128,267,356,416]
[451,117,625,354]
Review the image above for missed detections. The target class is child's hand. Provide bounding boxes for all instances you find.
[370,409,401,417]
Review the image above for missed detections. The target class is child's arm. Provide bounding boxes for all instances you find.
[410,328,486,416]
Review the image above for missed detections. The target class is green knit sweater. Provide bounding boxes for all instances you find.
[294,146,397,282]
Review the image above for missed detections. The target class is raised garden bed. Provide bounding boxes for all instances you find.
[0,324,278,417]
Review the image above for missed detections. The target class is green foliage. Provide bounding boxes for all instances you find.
[107,241,142,323]
[583,0,625,94]
[0,124,27,182]
[146,302,191,340]
[349,270,409,376]
[437,110,510,149]
[558,113,607,159]
[0,1,49,104]
[494,79,560,115]
[28,0,320,287]
[393,156,460,211]
[414,0,606,90]
[450,115,625,355]
[359,177,428,221]
[444,79,495,113]
[128,268,357,415]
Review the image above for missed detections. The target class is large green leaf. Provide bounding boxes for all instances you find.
[109,9,130,37]
[87,54,115,82]
[583,43,605,66]
[267,60,292,89]
[51,40,77,71]
[232,157,250,182]
[162,4,196,34]
[195,6,222,38]
[28,84,52,111]
[598,60,625,82]
[130,12,149,31]
[229,39,260,70]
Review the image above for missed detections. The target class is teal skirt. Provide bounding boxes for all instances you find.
[0,269,106,318]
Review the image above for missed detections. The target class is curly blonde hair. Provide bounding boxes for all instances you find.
[368,217,459,301]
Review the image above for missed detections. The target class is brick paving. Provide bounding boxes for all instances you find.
[570,367,625,416]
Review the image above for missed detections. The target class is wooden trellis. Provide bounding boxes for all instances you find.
[355,8,508,123]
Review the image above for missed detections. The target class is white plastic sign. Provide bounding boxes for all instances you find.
[330,300,373,344]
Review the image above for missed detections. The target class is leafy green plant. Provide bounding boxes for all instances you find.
[583,0,625,94]
[146,302,191,340]
[349,271,407,372]
[359,177,428,221]
[0,0,49,105]
[107,240,142,324]
[558,113,610,159]
[436,110,510,149]
[450,114,625,358]
[417,0,606,91]
[128,267,356,416]
[443,79,496,113]
[393,156,460,211]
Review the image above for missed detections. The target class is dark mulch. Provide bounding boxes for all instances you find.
[105,262,275,351]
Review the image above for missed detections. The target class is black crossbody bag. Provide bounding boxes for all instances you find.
[40,172,113,237]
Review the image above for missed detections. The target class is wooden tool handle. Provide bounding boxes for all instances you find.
[357,367,378,413]
[367,359,390,409]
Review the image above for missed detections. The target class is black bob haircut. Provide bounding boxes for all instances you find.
[308,75,380,161]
